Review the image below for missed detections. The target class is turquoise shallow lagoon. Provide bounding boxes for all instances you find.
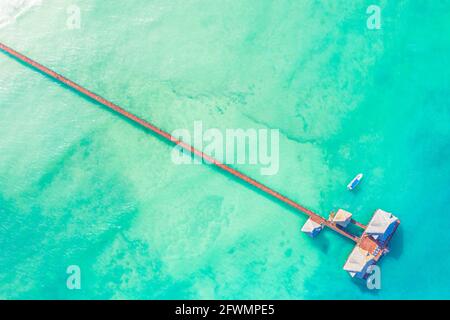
[0,0,449,299]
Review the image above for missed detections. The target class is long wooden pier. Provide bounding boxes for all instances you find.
[0,42,361,243]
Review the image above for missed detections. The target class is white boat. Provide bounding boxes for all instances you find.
[347,173,363,190]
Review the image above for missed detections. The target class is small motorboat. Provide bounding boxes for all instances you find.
[347,173,363,190]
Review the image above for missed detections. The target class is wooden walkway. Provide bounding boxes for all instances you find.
[0,42,362,243]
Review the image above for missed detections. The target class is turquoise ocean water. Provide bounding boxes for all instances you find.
[0,0,449,299]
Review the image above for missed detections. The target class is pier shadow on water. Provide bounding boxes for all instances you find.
[307,232,330,254]
[386,226,404,260]
[293,228,331,254]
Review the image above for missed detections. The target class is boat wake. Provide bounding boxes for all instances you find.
[0,0,42,29]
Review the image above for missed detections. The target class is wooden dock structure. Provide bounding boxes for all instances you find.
[0,42,399,279]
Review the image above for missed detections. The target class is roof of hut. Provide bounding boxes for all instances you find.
[333,209,352,223]
[343,246,374,274]
[301,218,322,233]
[365,209,398,236]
